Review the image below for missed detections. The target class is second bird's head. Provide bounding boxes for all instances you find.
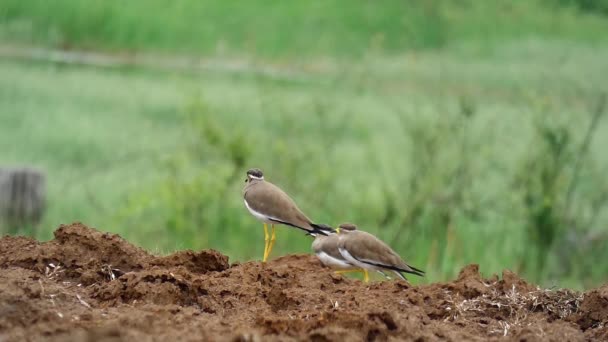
[337,223,358,234]
[245,168,264,183]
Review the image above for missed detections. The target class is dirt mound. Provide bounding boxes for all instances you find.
[0,223,606,341]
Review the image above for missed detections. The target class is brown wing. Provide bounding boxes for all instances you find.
[341,231,420,274]
[244,181,314,230]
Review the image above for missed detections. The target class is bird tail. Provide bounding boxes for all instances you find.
[401,264,425,277]
[310,223,336,236]
[389,264,426,279]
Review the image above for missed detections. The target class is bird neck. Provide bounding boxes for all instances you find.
[249,178,264,185]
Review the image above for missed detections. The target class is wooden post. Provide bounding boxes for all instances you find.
[0,167,46,234]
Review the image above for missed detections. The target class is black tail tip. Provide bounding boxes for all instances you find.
[311,223,336,236]
[407,266,425,277]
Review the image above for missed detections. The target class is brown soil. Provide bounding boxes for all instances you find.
[1,223,606,341]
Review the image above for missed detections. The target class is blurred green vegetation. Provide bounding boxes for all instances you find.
[1,0,608,58]
[1,0,608,289]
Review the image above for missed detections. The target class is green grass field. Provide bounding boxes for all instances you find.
[1,0,608,289]
[2,0,608,58]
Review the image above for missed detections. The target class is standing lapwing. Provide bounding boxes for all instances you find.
[243,168,333,262]
[337,223,424,282]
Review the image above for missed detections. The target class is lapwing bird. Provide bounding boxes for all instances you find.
[312,223,356,269]
[312,223,400,281]
[243,168,333,262]
[337,223,425,282]
[311,223,367,278]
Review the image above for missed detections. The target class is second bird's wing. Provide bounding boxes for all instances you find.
[340,231,424,276]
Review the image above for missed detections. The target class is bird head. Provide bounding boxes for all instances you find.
[245,168,264,183]
[337,223,358,234]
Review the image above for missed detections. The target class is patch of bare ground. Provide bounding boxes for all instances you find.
[1,223,605,341]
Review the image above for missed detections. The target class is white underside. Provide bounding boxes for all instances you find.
[244,199,275,224]
[316,251,355,270]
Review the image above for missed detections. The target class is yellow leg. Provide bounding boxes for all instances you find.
[263,223,269,262]
[334,269,369,282]
[334,269,364,275]
[265,224,276,260]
